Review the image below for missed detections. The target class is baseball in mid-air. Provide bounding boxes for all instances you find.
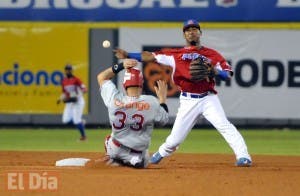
[102,40,111,48]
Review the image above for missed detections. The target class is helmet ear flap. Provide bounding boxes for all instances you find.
[123,68,143,89]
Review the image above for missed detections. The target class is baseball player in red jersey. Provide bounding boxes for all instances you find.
[114,19,252,167]
[97,59,169,168]
[57,65,87,141]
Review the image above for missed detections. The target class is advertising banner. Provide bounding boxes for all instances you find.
[0,0,300,22]
[119,28,300,119]
[0,24,89,114]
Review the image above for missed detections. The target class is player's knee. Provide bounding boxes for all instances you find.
[73,119,81,124]
[132,162,145,169]
[131,158,148,169]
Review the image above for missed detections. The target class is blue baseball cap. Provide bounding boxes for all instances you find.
[183,19,201,32]
[64,65,73,70]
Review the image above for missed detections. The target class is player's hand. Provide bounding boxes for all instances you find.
[57,94,66,105]
[123,59,138,69]
[154,80,168,104]
[113,48,128,59]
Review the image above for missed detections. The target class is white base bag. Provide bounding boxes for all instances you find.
[55,158,90,167]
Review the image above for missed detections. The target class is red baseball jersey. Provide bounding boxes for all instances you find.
[61,76,87,98]
[153,46,232,94]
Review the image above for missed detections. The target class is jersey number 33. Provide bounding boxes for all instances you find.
[113,111,144,131]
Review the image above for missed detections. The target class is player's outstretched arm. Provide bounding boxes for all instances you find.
[97,59,138,86]
[114,48,155,63]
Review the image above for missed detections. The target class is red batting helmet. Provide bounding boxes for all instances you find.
[123,68,143,89]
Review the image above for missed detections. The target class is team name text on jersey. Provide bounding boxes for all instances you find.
[114,99,150,111]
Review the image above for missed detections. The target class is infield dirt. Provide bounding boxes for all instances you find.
[0,151,299,196]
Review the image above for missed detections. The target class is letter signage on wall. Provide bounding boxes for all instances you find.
[0,24,89,114]
[0,0,300,21]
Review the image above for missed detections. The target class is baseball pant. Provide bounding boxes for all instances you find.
[104,135,150,168]
[62,102,84,124]
[158,93,251,161]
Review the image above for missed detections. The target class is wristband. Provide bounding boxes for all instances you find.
[127,53,142,61]
[112,62,124,74]
[217,70,230,80]
[160,103,169,113]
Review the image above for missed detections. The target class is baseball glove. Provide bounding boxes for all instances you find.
[63,97,78,103]
[189,56,215,81]
[56,94,78,105]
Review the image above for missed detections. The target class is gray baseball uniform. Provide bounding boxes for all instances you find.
[100,80,168,168]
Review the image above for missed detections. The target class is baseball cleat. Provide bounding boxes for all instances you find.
[150,152,163,164]
[236,157,252,167]
[79,136,87,141]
